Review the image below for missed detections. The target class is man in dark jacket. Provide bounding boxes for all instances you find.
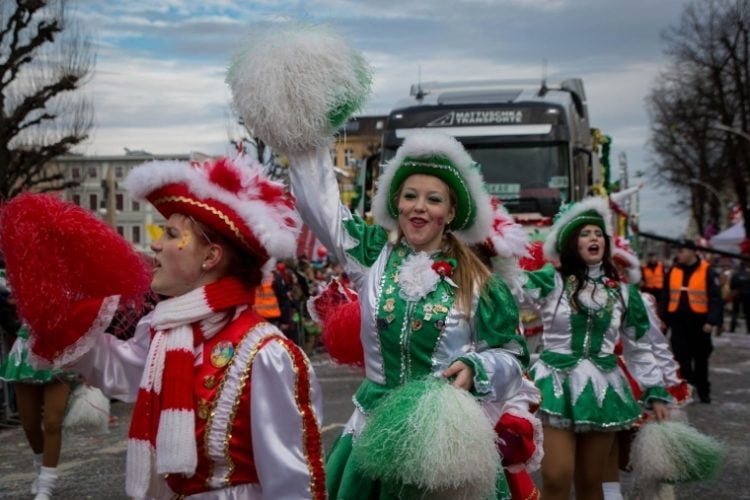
[661,239,723,403]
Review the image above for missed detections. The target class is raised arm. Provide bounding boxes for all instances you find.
[287,148,388,289]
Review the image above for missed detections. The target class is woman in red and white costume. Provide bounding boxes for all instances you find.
[72,156,325,499]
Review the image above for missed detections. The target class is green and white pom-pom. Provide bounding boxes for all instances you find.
[227,21,372,154]
[631,420,725,484]
[352,377,500,500]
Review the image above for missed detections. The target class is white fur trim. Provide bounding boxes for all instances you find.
[124,155,301,260]
[226,22,371,154]
[612,246,642,284]
[543,196,613,261]
[372,132,492,244]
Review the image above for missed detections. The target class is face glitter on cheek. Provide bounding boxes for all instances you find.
[177,230,192,250]
[435,217,445,227]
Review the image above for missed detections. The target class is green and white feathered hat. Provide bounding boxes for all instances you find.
[543,196,612,261]
[372,133,492,244]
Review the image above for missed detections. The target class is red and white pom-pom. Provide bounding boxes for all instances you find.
[321,300,364,367]
[0,194,152,366]
[486,197,529,260]
[611,236,641,284]
[519,241,547,271]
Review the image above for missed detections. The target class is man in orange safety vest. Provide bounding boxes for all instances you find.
[660,239,723,403]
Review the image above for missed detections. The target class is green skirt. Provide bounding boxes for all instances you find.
[0,330,69,384]
[531,359,640,432]
[326,432,512,500]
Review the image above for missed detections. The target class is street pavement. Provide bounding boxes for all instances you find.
[1,330,749,499]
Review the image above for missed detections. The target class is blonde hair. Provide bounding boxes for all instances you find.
[443,232,492,316]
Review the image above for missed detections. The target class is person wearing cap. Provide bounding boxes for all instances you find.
[660,239,723,404]
[70,156,325,499]
[517,198,670,500]
[286,132,528,499]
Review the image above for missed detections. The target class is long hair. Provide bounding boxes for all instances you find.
[558,224,621,310]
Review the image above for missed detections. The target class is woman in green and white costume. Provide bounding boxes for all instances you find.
[518,197,670,500]
[287,133,529,499]
[0,324,75,500]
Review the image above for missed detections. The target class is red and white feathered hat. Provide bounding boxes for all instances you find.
[484,197,529,289]
[125,155,301,264]
[611,235,642,284]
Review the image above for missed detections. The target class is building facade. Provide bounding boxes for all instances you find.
[51,151,195,252]
[332,115,386,212]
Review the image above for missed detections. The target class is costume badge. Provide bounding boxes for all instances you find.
[383,298,396,312]
[435,319,446,330]
[210,341,234,368]
[203,375,216,389]
[197,399,210,420]
[411,319,422,331]
[385,285,395,295]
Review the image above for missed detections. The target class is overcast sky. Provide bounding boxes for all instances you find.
[71,0,697,237]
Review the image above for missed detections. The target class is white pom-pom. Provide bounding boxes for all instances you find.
[227,22,372,154]
[63,384,110,434]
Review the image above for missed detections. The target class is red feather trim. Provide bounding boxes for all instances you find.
[519,241,546,271]
[207,157,243,193]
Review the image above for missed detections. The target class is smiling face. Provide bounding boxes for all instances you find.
[576,224,606,266]
[150,213,211,297]
[396,174,456,252]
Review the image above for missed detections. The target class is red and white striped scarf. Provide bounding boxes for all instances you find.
[126,277,254,499]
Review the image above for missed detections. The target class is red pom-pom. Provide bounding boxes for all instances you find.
[308,279,357,324]
[207,157,243,193]
[0,194,152,364]
[519,241,546,271]
[321,300,364,367]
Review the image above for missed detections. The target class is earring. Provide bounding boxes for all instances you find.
[201,263,207,270]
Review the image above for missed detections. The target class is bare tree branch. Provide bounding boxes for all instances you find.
[0,0,93,201]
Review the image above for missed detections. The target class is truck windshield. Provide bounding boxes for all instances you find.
[466,144,569,217]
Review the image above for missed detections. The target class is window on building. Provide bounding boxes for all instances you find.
[71,167,81,180]
[376,120,384,130]
[331,147,340,167]
[115,166,124,178]
[89,194,98,211]
[87,166,97,178]
[116,226,124,237]
[132,200,140,211]
[132,226,141,244]
[72,194,80,206]
[116,193,124,211]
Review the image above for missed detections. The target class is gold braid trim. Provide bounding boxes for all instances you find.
[152,195,249,248]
